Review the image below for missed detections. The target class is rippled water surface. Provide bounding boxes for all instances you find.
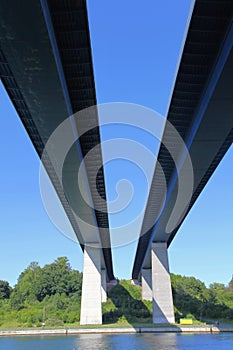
[0,333,233,350]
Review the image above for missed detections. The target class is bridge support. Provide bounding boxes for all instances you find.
[80,244,102,325]
[142,268,152,301]
[101,268,107,302]
[152,242,175,324]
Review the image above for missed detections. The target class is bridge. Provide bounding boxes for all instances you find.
[0,0,232,325]
[0,0,115,325]
[132,0,233,323]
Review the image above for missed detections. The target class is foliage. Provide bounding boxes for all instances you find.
[0,280,12,299]
[103,280,152,324]
[0,257,82,327]
[33,257,82,301]
[0,257,232,328]
[171,273,233,321]
[10,257,82,306]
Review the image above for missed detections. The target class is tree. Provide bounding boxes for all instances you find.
[12,261,41,304]
[227,276,233,292]
[209,282,225,293]
[67,270,82,296]
[0,280,12,299]
[34,257,82,301]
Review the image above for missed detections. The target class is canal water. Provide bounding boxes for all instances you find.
[0,333,233,349]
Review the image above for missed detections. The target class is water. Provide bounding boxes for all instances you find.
[0,333,232,350]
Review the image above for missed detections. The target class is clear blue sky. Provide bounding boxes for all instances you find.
[0,0,232,287]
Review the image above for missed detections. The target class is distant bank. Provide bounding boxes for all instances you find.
[1,258,232,328]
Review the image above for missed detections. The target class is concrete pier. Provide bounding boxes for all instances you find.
[152,242,175,324]
[142,268,152,301]
[101,269,107,303]
[80,244,102,325]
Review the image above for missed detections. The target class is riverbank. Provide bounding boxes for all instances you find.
[0,325,233,336]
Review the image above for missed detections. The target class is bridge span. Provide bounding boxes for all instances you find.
[0,0,115,324]
[132,0,233,324]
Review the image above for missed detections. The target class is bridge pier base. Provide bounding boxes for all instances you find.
[142,268,152,301]
[152,242,175,324]
[80,244,102,325]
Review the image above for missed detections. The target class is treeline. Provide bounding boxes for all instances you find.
[102,276,233,324]
[0,257,233,327]
[171,273,233,321]
[10,257,82,305]
[0,257,82,327]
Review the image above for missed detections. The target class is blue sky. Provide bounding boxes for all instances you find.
[0,0,232,287]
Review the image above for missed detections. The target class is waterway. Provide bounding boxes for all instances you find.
[0,333,233,350]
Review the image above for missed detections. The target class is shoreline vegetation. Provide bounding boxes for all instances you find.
[0,257,232,331]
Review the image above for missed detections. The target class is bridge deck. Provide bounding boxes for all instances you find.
[132,0,233,279]
[0,0,114,280]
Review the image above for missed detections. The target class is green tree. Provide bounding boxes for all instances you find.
[0,280,12,299]
[10,262,41,307]
[34,257,82,301]
[227,277,233,292]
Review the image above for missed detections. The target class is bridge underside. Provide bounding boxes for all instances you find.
[0,0,115,324]
[133,0,233,323]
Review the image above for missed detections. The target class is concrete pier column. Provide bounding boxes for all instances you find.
[152,242,175,324]
[80,244,102,325]
[101,269,107,302]
[142,268,152,301]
